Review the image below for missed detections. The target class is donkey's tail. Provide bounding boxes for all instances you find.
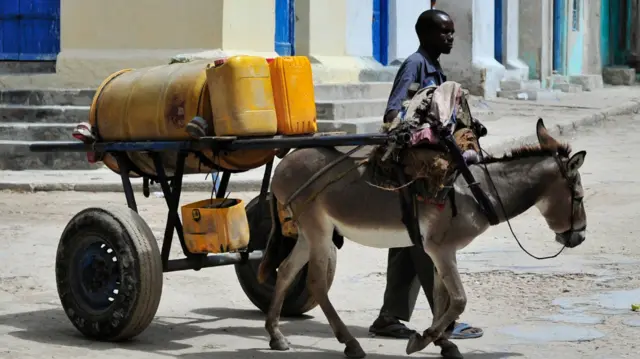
[257,193,281,284]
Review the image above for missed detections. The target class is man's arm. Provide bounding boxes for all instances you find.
[383,59,420,123]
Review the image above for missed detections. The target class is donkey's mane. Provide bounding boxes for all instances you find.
[480,142,572,164]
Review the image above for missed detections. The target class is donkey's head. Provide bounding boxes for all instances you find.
[534,119,587,248]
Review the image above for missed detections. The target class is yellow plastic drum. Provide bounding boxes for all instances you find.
[181,198,251,254]
[88,59,276,177]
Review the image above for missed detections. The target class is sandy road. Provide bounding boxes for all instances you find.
[0,115,639,359]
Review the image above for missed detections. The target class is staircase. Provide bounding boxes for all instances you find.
[0,89,98,170]
[0,83,392,170]
[496,70,605,101]
[314,82,391,135]
[497,70,564,101]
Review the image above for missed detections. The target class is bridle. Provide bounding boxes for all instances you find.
[552,153,586,237]
[479,145,585,260]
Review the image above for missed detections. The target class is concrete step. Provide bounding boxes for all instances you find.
[0,61,56,75]
[502,69,528,81]
[0,140,98,170]
[317,117,383,134]
[313,82,392,101]
[603,66,636,86]
[497,89,563,101]
[0,88,96,106]
[552,83,583,93]
[316,99,387,121]
[0,123,76,141]
[500,80,541,91]
[0,104,89,124]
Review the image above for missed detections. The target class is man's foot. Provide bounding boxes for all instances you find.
[368,315,417,339]
[369,316,484,340]
[446,322,484,340]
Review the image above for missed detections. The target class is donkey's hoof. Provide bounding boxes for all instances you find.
[269,338,290,351]
[344,339,366,358]
[406,333,426,355]
[440,342,463,359]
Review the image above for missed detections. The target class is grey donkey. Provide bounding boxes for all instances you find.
[257,118,587,358]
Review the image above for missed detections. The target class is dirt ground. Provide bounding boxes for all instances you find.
[1,115,640,359]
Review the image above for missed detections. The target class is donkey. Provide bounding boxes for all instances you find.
[257,119,587,358]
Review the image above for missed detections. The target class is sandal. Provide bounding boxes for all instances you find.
[447,322,484,339]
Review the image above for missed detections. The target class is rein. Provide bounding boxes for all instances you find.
[476,139,581,260]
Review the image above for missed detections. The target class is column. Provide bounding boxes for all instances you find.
[387,0,430,64]
[296,0,384,83]
[519,0,553,86]
[502,0,530,80]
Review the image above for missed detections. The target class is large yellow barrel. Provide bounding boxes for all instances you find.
[88,59,277,177]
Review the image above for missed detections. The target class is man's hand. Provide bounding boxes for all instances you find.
[384,110,400,124]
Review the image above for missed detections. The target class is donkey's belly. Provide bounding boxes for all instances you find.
[331,217,415,249]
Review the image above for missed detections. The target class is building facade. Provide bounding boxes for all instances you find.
[518,0,604,89]
[0,0,627,95]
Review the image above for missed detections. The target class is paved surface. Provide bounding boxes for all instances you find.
[1,110,640,358]
[1,86,639,193]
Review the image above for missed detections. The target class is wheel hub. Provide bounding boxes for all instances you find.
[73,240,121,312]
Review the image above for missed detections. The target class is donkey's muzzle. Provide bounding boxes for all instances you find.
[556,228,586,248]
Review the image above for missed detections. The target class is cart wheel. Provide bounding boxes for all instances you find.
[55,205,163,341]
[235,194,337,317]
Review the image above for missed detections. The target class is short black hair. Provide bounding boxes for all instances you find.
[415,9,451,38]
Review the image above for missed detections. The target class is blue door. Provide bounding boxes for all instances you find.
[552,0,567,73]
[275,0,295,56]
[0,0,60,61]
[494,0,503,63]
[372,0,389,65]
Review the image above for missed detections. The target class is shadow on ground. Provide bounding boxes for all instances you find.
[0,306,523,359]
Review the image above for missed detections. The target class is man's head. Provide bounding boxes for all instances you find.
[415,9,455,55]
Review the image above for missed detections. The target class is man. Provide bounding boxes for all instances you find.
[368,9,484,340]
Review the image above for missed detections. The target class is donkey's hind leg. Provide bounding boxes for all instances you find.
[265,235,310,351]
[303,225,365,358]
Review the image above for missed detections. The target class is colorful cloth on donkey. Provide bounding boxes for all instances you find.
[369,81,481,202]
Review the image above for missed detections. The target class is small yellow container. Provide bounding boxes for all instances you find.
[206,55,278,137]
[268,56,318,135]
[181,198,250,254]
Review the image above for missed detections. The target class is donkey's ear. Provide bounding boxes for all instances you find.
[567,150,587,176]
[536,118,560,149]
[536,118,548,145]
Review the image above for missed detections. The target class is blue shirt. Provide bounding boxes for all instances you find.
[384,47,447,120]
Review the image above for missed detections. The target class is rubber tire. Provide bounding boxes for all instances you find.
[234,194,337,317]
[55,205,163,341]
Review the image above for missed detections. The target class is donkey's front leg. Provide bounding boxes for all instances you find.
[432,269,463,359]
[406,249,466,355]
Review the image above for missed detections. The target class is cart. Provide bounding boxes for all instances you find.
[29,132,389,342]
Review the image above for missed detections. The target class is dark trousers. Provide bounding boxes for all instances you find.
[378,246,457,334]
[379,246,435,321]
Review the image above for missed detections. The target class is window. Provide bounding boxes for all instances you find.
[572,0,581,31]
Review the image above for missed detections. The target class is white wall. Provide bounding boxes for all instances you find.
[388,0,431,64]
[438,0,504,98]
[345,0,373,57]
[502,0,528,79]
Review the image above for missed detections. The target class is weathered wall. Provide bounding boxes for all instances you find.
[55,0,277,87]
[584,0,603,74]
[519,0,553,85]
[387,0,431,64]
[346,0,373,57]
[501,0,529,79]
[437,0,505,98]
